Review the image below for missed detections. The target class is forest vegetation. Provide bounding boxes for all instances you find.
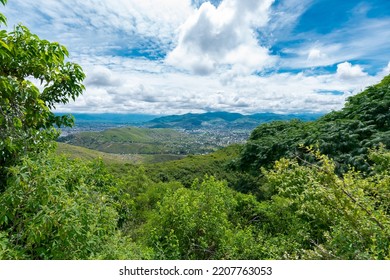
[1,0,390,259]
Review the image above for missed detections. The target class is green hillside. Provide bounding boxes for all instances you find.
[56,142,185,164]
[58,126,210,154]
[144,144,242,187]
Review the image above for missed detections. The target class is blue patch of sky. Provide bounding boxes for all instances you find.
[253,67,305,77]
[355,61,384,76]
[316,90,345,96]
[107,33,168,61]
[295,0,390,34]
[268,41,303,56]
[32,8,53,26]
[294,0,358,34]
[264,65,338,77]
[365,0,390,18]
[261,0,390,76]
[191,0,222,8]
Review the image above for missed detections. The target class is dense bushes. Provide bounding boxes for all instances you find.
[2,147,389,259]
[0,153,147,259]
[259,148,390,259]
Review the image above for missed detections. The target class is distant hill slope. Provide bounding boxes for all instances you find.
[58,126,219,155]
[58,112,322,157]
[56,142,143,164]
[144,144,242,187]
[56,142,185,164]
[237,74,390,174]
[142,111,322,130]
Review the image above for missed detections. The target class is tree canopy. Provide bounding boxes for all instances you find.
[0,1,85,187]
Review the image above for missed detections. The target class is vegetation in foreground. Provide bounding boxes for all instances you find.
[1,1,389,260]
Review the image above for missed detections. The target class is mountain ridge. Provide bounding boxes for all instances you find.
[142,111,323,130]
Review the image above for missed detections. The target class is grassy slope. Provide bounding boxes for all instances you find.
[142,144,243,187]
[58,126,203,154]
[56,143,185,165]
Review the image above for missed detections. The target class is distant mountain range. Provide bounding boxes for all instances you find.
[61,113,159,124]
[57,111,323,156]
[56,111,323,132]
[142,111,323,131]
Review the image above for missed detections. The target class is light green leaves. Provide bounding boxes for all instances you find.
[261,149,390,259]
[0,155,121,259]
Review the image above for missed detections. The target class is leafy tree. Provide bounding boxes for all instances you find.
[236,120,310,173]
[0,155,114,259]
[0,1,85,188]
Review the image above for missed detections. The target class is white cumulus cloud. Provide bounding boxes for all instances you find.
[166,0,276,75]
[337,61,367,80]
[308,48,326,61]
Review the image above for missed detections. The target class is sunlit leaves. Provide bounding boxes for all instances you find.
[260,149,390,259]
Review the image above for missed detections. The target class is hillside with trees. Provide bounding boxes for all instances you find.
[1,0,390,260]
[237,75,390,176]
[58,126,221,155]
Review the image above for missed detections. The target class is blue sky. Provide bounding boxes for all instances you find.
[2,0,390,114]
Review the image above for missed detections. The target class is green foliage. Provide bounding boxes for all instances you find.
[114,166,183,232]
[141,176,266,260]
[237,120,309,172]
[144,144,241,187]
[0,1,7,26]
[143,177,236,259]
[0,17,85,187]
[0,153,153,259]
[0,155,113,259]
[258,148,390,259]
[143,144,265,198]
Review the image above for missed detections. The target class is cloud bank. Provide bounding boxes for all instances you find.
[2,0,390,115]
